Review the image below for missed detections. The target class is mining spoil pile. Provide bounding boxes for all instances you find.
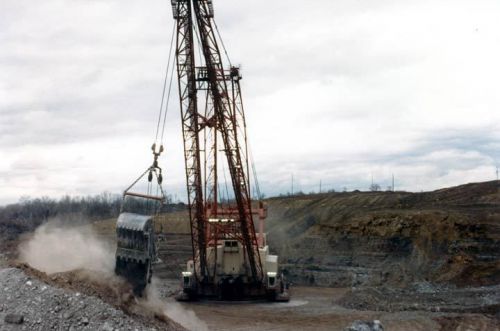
[0,265,184,331]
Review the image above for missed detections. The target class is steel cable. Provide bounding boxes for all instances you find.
[155,23,176,144]
[248,140,262,200]
[214,21,231,66]
[159,52,177,144]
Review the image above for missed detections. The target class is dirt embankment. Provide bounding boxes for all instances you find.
[0,265,184,331]
[0,221,186,331]
[265,181,500,289]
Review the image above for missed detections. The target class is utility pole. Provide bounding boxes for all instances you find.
[496,166,499,181]
[319,180,322,193]
[392,173,395,192]
[291,174,294,196]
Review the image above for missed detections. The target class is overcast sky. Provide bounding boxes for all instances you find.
[1,0,499,205]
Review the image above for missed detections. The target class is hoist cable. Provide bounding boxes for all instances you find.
[192,18,205,66]
[221,157,231,204]
[160,52,177,143]
[147,181,152,213]
[248,141,262,200]
[154,184,161,215]
[155,23,176,143]
[213,21,231,66]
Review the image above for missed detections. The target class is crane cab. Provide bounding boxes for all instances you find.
[177,217,289,301]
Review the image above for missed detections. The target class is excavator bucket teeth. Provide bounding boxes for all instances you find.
[115,257,151,296]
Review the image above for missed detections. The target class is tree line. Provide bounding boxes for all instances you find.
[0,192,183,240]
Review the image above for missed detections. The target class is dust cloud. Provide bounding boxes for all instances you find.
[19,220,208,330]
[143,278,209,331]
[18,220,115,275]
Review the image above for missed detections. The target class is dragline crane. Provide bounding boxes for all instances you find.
[172,0,289,301]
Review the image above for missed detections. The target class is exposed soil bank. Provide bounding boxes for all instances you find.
[265,181,500,289]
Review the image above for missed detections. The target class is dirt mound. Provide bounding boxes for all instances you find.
[0,266,184,331]
[10,262,184,330]
[15,262,132,307]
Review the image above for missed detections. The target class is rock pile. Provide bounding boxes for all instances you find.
[0,268,179,331]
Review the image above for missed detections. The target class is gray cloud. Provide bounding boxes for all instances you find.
[253,127,499,195]
[1,0,499,204]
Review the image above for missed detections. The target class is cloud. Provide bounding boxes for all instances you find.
[255,128,499,194]
[1,0,499,204]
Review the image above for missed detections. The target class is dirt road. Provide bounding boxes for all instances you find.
[174,286,499,331]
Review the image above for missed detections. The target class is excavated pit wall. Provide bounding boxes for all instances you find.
[265,181,500,289]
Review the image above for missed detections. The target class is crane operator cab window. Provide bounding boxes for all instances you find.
[223,240,239,253]
[182,272,192,288]
[267,272,277,288]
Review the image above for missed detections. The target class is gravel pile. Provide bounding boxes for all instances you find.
[0,267,169,331]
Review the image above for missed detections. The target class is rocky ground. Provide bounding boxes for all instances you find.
[0,267,183,331]
[338,282,500,314]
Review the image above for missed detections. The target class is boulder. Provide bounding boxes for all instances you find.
[345,320,384,331]
[4,313,24,324]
